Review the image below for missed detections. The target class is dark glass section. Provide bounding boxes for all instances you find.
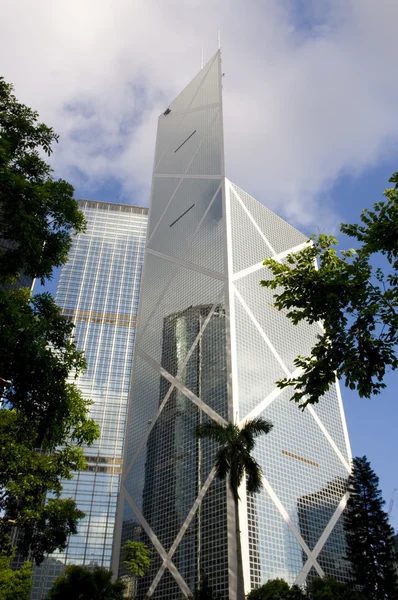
[298,478,351,584]
[133,305,228,600]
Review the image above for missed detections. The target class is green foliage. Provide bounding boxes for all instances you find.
[195,418,273,501]
[0,77,86,284]
[189,572,222,600]
[0,80,99,562]
[0,288,100,562]
[309,577,366,599]
[0,288,98,447]
[46,565,126,600]
[0,542,32,600]
[246,578,305,600]
[246,577,365,600]
[344,456,398,600]
[122,540,151,577]
[261,172,398,407]
[246,578,290,599]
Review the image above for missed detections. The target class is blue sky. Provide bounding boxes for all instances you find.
[1,0,397,527]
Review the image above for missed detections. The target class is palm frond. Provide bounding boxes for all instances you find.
[239,418,272,453]
[229,460,244,501]
[241,417,273,438]
[214,446,230,481]
[244,455,264,495]
[196,418,271,502]
[195,420,228,443]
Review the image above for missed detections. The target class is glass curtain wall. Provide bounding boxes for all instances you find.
[30,200,147,599]
[115,50,352,600]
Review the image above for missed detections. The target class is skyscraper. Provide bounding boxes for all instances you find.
[30,200,148,600]
[113,50,352,599]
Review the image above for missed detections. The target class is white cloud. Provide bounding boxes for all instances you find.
[1,0,398,229]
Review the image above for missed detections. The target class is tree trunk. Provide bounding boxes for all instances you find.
[235,497,245,600]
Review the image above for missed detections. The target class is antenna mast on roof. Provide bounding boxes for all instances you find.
[217,29,221,49]
[200,48,204,70]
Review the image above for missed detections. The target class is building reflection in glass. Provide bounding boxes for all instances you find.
[298,477,351,584]
[127,305,228,598]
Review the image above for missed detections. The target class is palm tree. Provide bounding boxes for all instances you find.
[195,417,273,600]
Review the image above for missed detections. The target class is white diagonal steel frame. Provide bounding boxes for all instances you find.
[295,492,349,586]
[123,488,192,598]
[261,476,325,578]
[233,286,291,377]
[229,183,277,256]
[149,107,222,244]
[115,46,353,596]
[123,290,225,477]
[148,468,217,595]
[137,348,227,426]
[137,182,222,342]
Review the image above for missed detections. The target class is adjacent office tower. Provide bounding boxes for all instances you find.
[30,200,148,600]
[114,50,352,599]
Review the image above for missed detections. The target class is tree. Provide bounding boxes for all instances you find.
[0,79,99,561]
[122,541,151,598]
[0,542,32,600]
[123,541,151,578]
[46,565,126,600]
[245,577,367,600]
[246,578,305,599]
[195,418,273,600]
[0,289,98,446]
[344,456,398,599]
[0,77,85,285]
[0,290,99,562]
[189,571,222,600]
[261,172,398,408]
[309,577,366,600]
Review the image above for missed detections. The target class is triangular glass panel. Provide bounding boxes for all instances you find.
[154,112,187,168]
[148,177,183,238]
[169,52,216,114]
[177,299,228,419]
[229,187,274,274]
[186,110,223,176]
[124,353,172,469]
[255,388,349,552]
[137,267,224,373]
[247,490,306,585]
[147,178,221,262]
[233,291,287,419]
[182,188,225,275]
[234,267,319,373]
[310,385,351,463]
[136,253,179,332]
[230,181,308,255]
[155,107,219,176]
[190,52,221,109]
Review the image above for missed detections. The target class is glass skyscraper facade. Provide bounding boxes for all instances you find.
[30,200,148,599]
[114,50,352,600]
